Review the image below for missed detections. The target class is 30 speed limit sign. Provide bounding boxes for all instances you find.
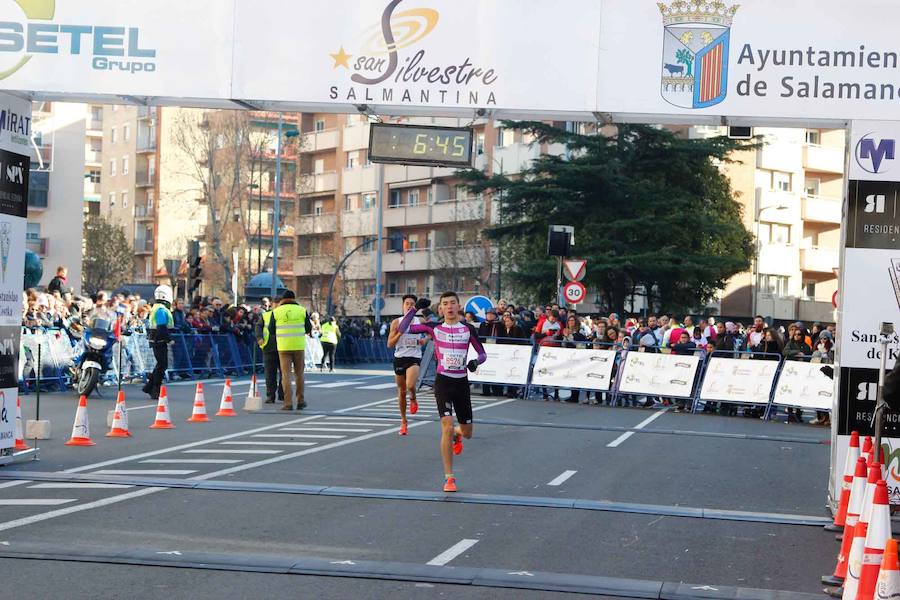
[563,281,587,305]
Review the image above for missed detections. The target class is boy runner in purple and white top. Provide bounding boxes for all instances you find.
[398,292,487,493]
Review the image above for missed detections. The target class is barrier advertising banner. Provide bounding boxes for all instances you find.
[699,357,778,405]
[466,343,530,386]
[772,362,834,411]
[618,352,701,399]
[531,347,616,391]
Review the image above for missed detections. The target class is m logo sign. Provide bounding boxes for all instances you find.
[856,135,897,175]
[865,194,886,214]
[857,382,878,402]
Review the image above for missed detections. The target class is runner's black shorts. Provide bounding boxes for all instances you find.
[393,357,421,376]
[433,374,473,424]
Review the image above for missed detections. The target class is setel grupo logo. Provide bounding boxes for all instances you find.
[328,0,498,107]
[659,0,738,109]
[0,0,157,80]
[855,134,896,175]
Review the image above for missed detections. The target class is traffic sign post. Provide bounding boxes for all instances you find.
[563,259,587,282]
[563,281,587,305]
[464,295,494,323]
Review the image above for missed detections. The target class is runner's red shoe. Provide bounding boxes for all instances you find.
[399,422,408,436]
[410,399,418,415]
[452,434,463,455]
[443,477,457,493]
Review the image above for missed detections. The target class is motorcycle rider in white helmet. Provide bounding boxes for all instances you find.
[143,285,174,400]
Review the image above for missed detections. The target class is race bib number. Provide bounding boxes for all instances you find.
[441,352,466,370]
[401,336,418,348]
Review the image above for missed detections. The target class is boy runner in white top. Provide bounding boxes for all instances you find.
[387,294,424,436]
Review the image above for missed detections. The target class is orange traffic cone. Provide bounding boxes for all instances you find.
[149,386,175,429]
[876,539,900,600]
[216,379,237,417]
[844,462,883,600]
[858,480,893,600]
[863,436,873,463]
[187,382,209,422]
[65,395,95,446]
[249,374,258,397]
[106,390,131,438]
[829,432,861,533]
[829,457,870,589]
[13,393,29,451]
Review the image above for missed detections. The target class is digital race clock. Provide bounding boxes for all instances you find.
[368,123,475,168]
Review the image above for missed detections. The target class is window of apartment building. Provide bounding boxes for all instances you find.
[315,119,326,132]
[805,129,821,145]
[760,274,790,298]
[314,158,325,174]
[108,192,115,208]
[388,281,399,295]
[362,283,376,296]
[346,152,357,169]
[112,104,118,112]
[121,192,128,209]
[90,139,102,153]
[347,114,357,126]
[344,194,355,211]
[110,126,117,144]
[455,230,466,247]
[310,238,322,256]
[759,222,791,245]
[406,278,416,294]
[805,178,821,197]
[148,155,156,176]
[314,200,323,216]
[362,193,376,210]
[122,156,129,176]
[123,124,130,142]
[26,222,40,241]
[408,190,419,206]
[476,132,485,156]
[389,190,401,208]
[363,150,372,166]
[147,190,154,209]
[407,233,419,250]
[497,127,511,148]
[772,171,792,192]
[91,106,103,122]
[88,170,101,183]
[27,171,49,208]
[109,158,116,177]
[802,281,816,300]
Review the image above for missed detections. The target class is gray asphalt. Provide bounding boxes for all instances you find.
[0,372,837,597]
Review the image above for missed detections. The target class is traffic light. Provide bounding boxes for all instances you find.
[188,240,202,297]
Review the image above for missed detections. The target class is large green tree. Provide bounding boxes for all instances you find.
[82,215,133,295]
[460,123,756,315]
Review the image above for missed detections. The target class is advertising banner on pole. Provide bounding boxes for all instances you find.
[618,352,701,399]
[531,347,616,391]
[466,343,530,386]
[699,357,778,405]
[772,362,834,411]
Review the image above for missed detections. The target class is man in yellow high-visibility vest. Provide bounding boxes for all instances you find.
[271,290,312,411]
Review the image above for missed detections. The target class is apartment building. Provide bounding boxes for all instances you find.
[99,104,160,283]
[697,126,843,323]
[84,104,103,217]
[26,101,85,293]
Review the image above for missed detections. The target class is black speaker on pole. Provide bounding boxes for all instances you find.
[548,226,573,257]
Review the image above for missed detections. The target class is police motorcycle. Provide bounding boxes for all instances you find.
[71,310,127,397]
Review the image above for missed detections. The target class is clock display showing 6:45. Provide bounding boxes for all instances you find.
[368,123,474,168]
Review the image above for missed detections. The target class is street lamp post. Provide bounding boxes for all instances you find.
[249,181,262,274]
[752,203,789,318]
[270,113,299,297]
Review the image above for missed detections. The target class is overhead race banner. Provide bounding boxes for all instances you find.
[466,343,530,386]
[772,361,834,411]
[531,347,616,391]
[699,357,778,405]
[618,352,700,399]
[597,0,900,122]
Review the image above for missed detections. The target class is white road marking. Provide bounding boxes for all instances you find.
[0,397,513,533]
[141,459,242,464]
[0,499,78,506]
[312,422,392,427]
[426,539,480,566]
[607,408,670,448]
[547,470,578,487]
[252,434,344,439]
[221,441,316,447]
[29,483,134,490]
[91,470,197,476]
[0,481,29,490]
[279,427,371,433]
[307,381,359,389]
[357,383,399,390]
[183,449,281,455]
[125,404,158,412]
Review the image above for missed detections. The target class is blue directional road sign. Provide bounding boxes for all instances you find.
[464,295,494,323]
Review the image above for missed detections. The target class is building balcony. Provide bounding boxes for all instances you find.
[341,252,374,280]
[798,299,836,323]
[803,144,845,174]
[431,197,485,223]
[297,213,337,235]
[800,247,839,274]
[493,142,541,175]
[85,150,102,166]
[758,244,800,277]
[801,194,842,224]
[26,238,48,256]
[134,238,154,254]
[382,246,487,272]
[135,169,155,188]
[261,146,298,161]
[302,128,339,152]
[255,225,296,240]
[86,120,103,135]
[341,165,378,195]
[341,209,377,237]
[298,171,337,196]
[137,106,157,121]
[342,122,369,151]
[134,205,153,220]
[383,204,430,227]
[294,255,338,276]
[258,184,297,198]
[83,181,101,196]
[137,135,157,153]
